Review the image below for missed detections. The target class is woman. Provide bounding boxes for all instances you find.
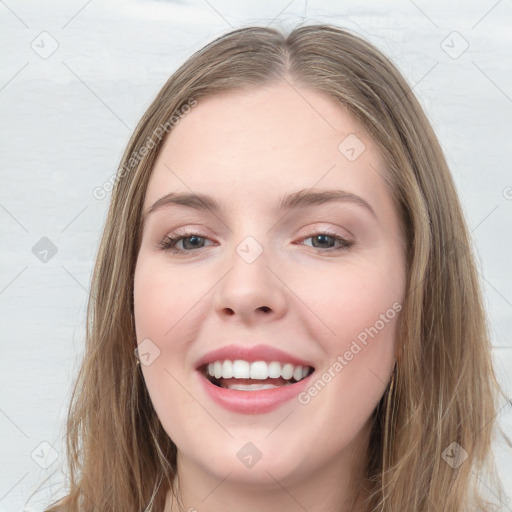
[46,23,507,511]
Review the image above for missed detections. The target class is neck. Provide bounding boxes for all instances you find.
[163,421,372,512]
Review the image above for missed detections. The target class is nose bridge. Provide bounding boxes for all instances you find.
[227,211,272,268]
[234,234,266,266]
[228,231,272,292]
[212,227,287,321]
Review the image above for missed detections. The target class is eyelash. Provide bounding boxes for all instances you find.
[156,229,353,254]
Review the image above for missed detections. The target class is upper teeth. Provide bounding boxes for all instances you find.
[206,360,311,381]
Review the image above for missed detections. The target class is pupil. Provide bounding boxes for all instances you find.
[184,236,203,250]
[313,235,333,248]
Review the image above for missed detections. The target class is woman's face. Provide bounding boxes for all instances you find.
[133,82,406,488]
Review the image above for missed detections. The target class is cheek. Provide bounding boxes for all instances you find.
[294,256,403,346]
[133,258,189,399]
[291,256,402,420]
[133,260,198,446]
[132,254,217,408]
[133,256,203,342]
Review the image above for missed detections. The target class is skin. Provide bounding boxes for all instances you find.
[133,80,406,512]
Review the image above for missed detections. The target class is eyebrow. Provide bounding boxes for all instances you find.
[143,188,376,221]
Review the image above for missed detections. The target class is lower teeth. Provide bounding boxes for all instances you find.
[220,382,293,390]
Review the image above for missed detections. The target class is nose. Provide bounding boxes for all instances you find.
[212,237,288,325]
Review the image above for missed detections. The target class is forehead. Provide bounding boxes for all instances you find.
[143,82,391,219]
[159,83,371,160]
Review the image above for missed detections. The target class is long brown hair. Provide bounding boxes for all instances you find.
[45,23,507,511]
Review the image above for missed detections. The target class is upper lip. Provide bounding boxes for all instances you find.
[195,344,315,370]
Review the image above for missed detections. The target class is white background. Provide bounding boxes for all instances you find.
[1,0,511,510]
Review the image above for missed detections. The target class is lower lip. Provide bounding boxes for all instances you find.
[197,370,314,415]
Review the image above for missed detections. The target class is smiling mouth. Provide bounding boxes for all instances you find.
[199,361,315,390]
